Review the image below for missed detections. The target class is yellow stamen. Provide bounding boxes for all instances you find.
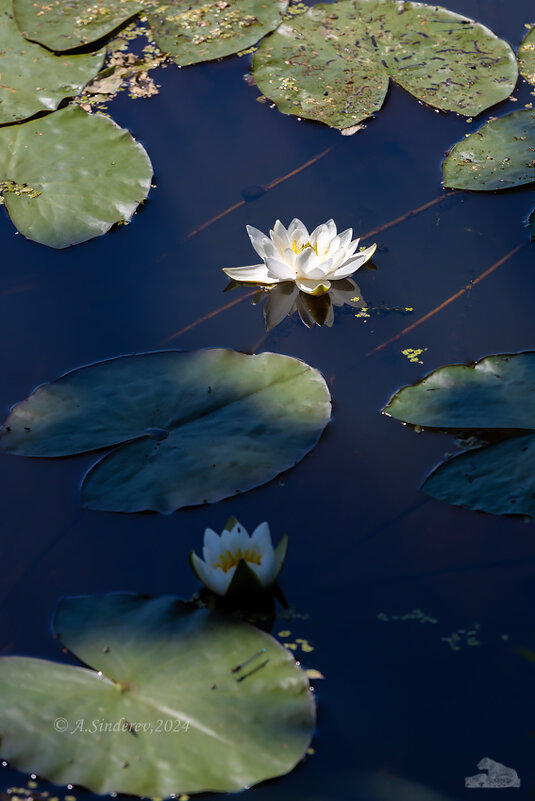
[214,548,262,573]
[292,239,318,255]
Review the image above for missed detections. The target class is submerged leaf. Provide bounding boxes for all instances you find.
[0,349,331,513]
[253,0,517,129]
[0,0,103,125]
[443,108,535,190]
[384,352,535,517]
[0,105,152,248]
[0,594,315,796]
[518,25,535,85]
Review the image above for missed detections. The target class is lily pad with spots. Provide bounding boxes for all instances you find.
[442,108,535,190]
[0,104,152,248]
[253,0,517,130]
[383,352,535,517]
[13,0,288,66]
[0,349,331,513]
[0,0,104,125]
[518,24,535,84]
[0,594,315,796]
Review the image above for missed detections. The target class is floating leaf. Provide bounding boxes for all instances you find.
[253,0,517,130]
[13,0,288,65]
[384,352,535,516]
[13,0,144,52]
[0,349,331,513]
[0,0,103,125]
[0,105,152,248]
[0,594,315,796]
[148,0,289,66]
[443,108,535,190]
[518,25,535,84]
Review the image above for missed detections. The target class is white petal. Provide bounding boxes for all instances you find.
[324,234,340,256]
[331,244,376,279]
[295,247,320,277]
[302,257,334,280]
[265,256,296,280]
[203,527,222,563]
[344,237,361,259]
[223,264,280,285]
[287,218,309,247]
[249,548,276,587]
[282,248,297,269]
[296,277,331,295]
[337,228,353,250]
[191,552,229,595]
[271,220,291,255]
[251,521,274,554]
[273,535,288,576]
[327,248,349,273]
[222,521,249,552]
[246,225,271,259]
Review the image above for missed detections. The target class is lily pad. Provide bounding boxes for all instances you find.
[0,0,104,125]
[13,0,144,52]
[0,594,315,796]
[0,349,331,513]
[253,0,517,129]
[518,25,535,84]
[0,104,152,248]
[442,108,535,190]
[384,352,535,516]
[13,0,288,65]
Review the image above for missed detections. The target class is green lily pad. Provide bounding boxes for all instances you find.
[443,108,535,190]
[13,0,144,52]
[0,104,152,248]
[253,0,517,129]
[0,594,315,796]
[0,0,103,125]
[384,352,535,517]
[0,349,331,513]
[14,0,288,65]
[518,25,535,84]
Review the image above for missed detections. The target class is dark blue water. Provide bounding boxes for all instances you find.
[1,0,535,798]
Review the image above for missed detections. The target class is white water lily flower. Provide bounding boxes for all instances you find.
[223,218,377,296]
[190,518,288,596]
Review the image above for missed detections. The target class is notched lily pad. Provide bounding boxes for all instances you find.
[253,0,517,129]
[518,25,535,85]
[0,349,331,513]
[13,0,144,52]
[0,594,315,796]
[384,352,535,517]
[0,104,152,248]
[443,108,535,190]
[0,0,104,125]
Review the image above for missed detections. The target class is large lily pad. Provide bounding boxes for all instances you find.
[0,0,103,125]
[0,104,152,248]
[0,594,315,796]
[13,0,288,66]
[0,349,331,513]
[384,352,535,517]
[442,108,535,190]
[518,25,535,84]
[253,0,517,130]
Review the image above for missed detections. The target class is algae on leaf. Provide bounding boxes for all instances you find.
[443,108,535,190]
[0,349,331,513]
[0,594,315,796]
[0,0,104,125]
[518,25,535,84]
[0,105,152,248]
[384,352,535,517]
[253,0,517,130]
